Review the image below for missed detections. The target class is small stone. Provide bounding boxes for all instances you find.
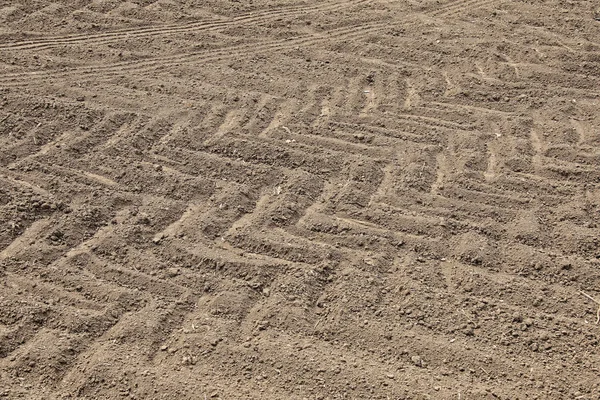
[411,355,423,367]
[76,96,85,102]
[386,373,395,379]
[166,267,179,277]
[530,343,539,352]
[520,323,528,331]
[160,345,168,351]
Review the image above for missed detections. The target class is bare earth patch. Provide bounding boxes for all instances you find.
[1,0,600,398]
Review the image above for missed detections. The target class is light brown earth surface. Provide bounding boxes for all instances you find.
[1,0,600,399]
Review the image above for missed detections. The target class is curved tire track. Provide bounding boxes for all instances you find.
[0,23,388,88]
[0,0,370,52]
[429,0,500,17]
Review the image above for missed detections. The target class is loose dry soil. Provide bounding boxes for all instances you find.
[1,0,600,399]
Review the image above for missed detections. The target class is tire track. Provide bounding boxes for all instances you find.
[391,111,477,131]
[3,1,600,398]
[0,0,370,52]
[327,120,439,144]
[268,128,393,159]
[0,15,223,51]
[429,0,501,17]
[0,23,388,88]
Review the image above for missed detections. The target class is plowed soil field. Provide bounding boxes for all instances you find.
[1,0,600,399]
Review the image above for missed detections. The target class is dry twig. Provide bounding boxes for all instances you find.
[580,290,600,324]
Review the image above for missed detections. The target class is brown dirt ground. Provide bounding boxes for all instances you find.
[1,0,600,399]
